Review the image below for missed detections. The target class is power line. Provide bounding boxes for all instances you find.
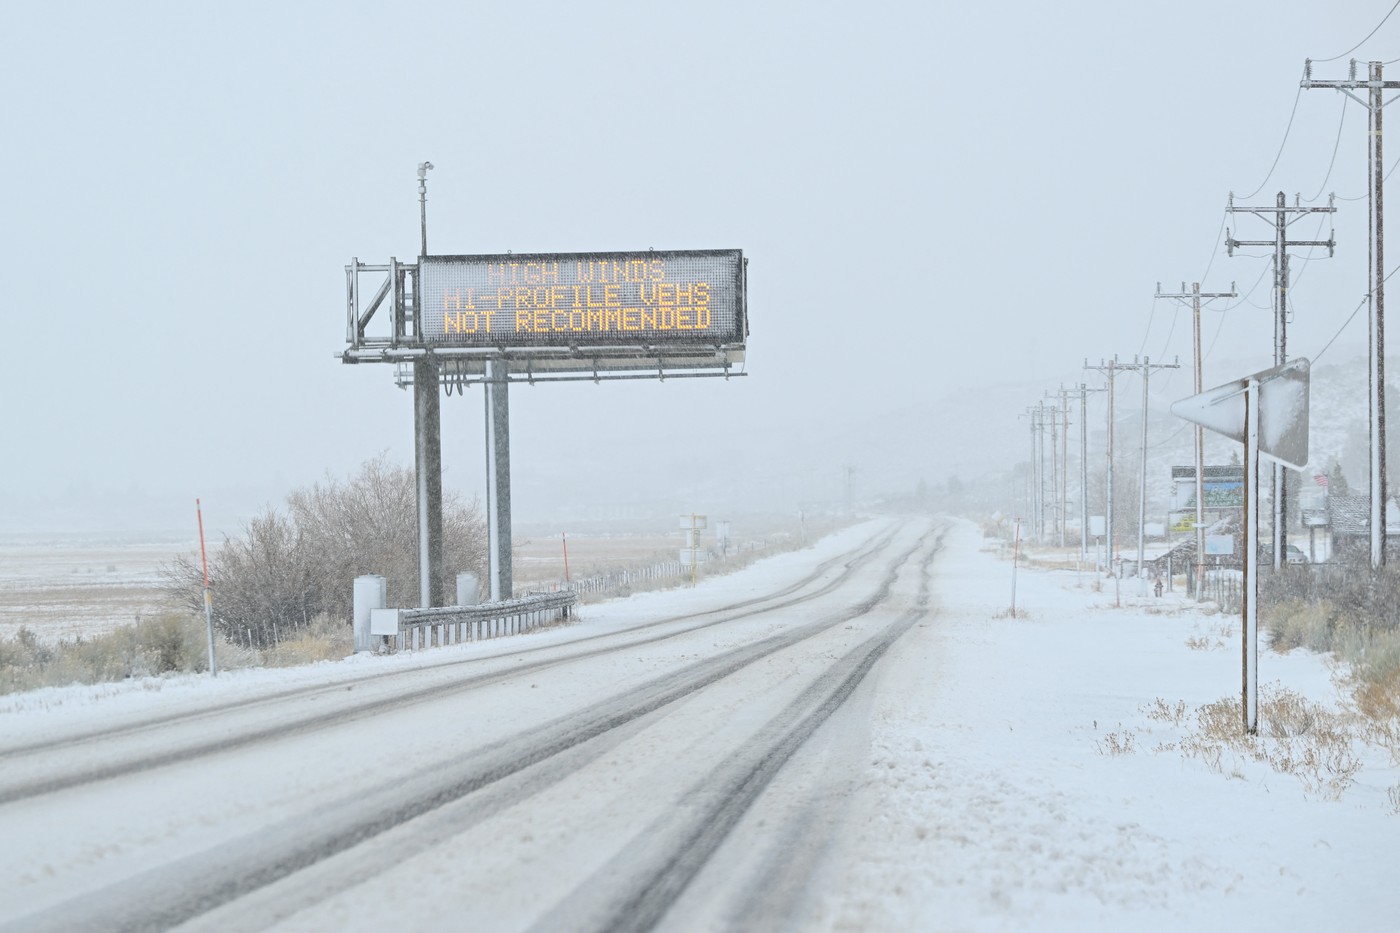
[1313,0,1400,63]
[1335,151,1400,199]
[1137,295,1161,358]
[1236,79,1305,200]
[1198,212,1228,285]
[1156,303,1181,362]
[1202,302,1231,359]
[1303,96,1349,202]
[1313,261,1400,363]
[1219,260,1273,314]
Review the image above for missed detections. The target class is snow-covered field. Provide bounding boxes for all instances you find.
[1,517,1396,931]
[0,538,187,643]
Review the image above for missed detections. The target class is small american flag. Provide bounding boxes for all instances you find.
[1315,473,1329,488]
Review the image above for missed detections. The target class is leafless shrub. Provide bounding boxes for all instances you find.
[163,456,486,648]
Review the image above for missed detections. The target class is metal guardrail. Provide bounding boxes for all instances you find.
[564,560,688,596]
[392,590,577,651]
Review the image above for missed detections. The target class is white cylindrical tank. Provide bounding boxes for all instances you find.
[457,572,481,606]
[353,575,387,652]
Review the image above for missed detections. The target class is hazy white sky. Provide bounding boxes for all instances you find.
[2,1,1395,536]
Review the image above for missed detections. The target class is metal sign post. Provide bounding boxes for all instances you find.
[1172,358,1310,735]
[485,358,512,601]
[1243,377,1261,733]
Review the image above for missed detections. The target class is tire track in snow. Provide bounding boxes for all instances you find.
[536,527,943,933]
[5,524,938,933]
[0,524,895,763]
[0,526,901,806]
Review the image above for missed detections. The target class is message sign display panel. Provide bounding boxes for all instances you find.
[1205,534,1236,556]
[418,249,744,350]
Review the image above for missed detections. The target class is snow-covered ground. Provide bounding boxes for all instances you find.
[808,523,1399,931]
[1,517,1396,931]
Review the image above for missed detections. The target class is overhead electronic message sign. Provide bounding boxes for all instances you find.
[418,249,745,350]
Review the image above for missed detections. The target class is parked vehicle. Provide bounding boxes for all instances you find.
[1262,544,1309,564]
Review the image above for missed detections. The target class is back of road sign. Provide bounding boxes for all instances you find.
[1170,358,1310,469]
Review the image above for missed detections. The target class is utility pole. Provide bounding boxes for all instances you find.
[1058,387,1071,549]
[1021,407,1042,539]
[1040,388,1073,549]
[1022,404,1057,540]
[1086,356,1179,598]
[1121,357,1181,594]
[1157,281,1238,596]
[1085,357,1121,606]
[1303,59,1400,567]
[1071,383,1106,564]
[1042,397,1060,543]
[1226,192,1336,569]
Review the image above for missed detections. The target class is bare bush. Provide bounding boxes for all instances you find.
[163,457,486,647]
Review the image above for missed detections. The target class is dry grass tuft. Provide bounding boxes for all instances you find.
[1096,727,1137,756]
[1268,601,1338,653]
[261,614,353,667]
[1142,697,1189,727]
[1171,685,1361,799]
[1350,643,1400,766]
[0,613,220,694]
[0,611,353,694]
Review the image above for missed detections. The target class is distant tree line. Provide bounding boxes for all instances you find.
[163,457,487,647]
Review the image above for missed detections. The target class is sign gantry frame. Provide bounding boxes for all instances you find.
[342,247,748,608]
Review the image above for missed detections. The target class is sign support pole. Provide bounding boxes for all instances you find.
[413,162,444,609]
[414,359,444,607]
[1244,377,1260,734]
[1172,357,1310,736]
[485,358,513,601]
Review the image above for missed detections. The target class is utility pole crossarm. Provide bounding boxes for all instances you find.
[1227,240,1335,253]
[1301,56,1400,91]
[1225,194,1337,258]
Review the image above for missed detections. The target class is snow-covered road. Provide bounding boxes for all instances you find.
[1,520,945,930]
[2,517,1397,931]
